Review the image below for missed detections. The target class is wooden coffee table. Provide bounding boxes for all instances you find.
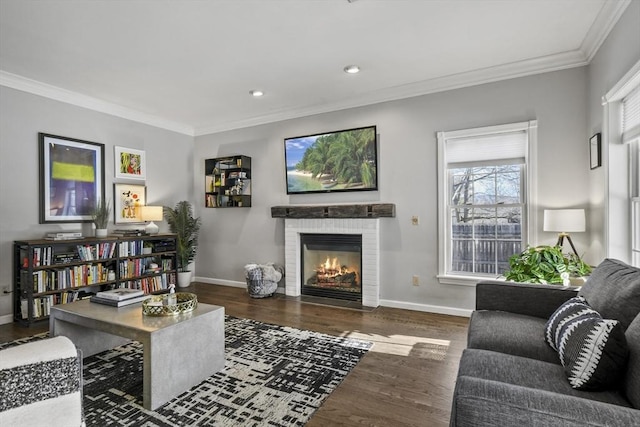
[50,298,225,410]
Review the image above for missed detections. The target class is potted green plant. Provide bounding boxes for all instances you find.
[91,198,111,238]
[163,201,201,287]
[503,245,592,285]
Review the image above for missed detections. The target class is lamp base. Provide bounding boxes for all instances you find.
[556,233,580,258]
[145,221,159,235]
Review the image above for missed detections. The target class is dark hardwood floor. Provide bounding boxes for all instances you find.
[0,283,469,426]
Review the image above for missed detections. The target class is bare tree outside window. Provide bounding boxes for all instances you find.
[449,165,523,275]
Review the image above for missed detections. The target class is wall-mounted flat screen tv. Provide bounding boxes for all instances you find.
[284,125,378,194]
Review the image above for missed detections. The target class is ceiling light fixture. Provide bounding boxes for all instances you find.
[249,90,264,97]
[343,65,360,74]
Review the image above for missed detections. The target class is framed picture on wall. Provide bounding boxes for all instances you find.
[115,146,146,180]
[113,183,146,223]
[39,133,105,223]
[590,133,602,169]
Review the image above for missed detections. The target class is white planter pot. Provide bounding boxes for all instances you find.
[177,271,192,288]
[95,228,108,238]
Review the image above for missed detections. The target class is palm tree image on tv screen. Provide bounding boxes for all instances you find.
[285,126,378,194]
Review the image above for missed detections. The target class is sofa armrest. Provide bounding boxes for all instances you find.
[476,280,579,319]
[450,376,639,427]
[0,336,83,427]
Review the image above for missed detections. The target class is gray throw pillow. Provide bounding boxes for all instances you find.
[578,258,640,331]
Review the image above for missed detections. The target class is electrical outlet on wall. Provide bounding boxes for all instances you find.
[411,216,419,226]
[412,275,420,286]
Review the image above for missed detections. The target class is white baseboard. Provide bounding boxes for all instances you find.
[0,314,15,325]
[195,277,246,288]
[379,299,472,318]
[196,277,472,317]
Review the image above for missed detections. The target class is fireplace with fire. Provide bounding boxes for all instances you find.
[300,233,362,301]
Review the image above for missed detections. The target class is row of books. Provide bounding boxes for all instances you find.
[118,258,173,278]
[77,242,117,261]
[20,291,88,319]
[118,240,146,257]
[121,273,176,294]
[27,242,116,267]
[30,263,111,293]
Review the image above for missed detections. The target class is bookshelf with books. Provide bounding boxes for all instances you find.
[204,155,251,208]
[13,233,177,325]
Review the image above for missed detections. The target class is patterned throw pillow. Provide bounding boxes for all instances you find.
[556,315,629,390]
[545,296,598,350]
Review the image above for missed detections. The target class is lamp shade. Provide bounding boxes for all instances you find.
[543,209,586,233]
[140,206,163,222]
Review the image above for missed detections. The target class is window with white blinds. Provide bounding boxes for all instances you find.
[437,121,535,284]
[622,85,640,143]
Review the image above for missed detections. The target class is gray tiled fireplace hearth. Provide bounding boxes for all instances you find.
[271,204,395,308]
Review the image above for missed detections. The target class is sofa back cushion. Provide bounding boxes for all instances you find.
[578,258,640,331]
[625,314,640,408]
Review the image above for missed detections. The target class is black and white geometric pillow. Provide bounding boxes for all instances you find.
[545,296,598,350]
[556,314,629,390]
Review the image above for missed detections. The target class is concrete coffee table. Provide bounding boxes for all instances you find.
[50,298,225,410]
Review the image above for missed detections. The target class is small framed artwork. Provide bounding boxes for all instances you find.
[39,133,105,223]
[115,146,146,180]
[590,133,602,169]
[113,183,146,223]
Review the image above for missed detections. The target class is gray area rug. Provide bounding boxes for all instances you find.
[4,316,371,426]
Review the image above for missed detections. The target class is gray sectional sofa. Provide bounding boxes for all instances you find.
[450,258,640,426]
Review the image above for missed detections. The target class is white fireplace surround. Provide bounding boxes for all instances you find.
[284,218,380,307]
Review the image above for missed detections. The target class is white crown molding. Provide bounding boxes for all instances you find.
[0,71,195,136]
[195,49,588,135]
[581,0,631,63]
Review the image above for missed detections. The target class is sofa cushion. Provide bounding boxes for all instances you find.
[545,296,598,351]
[469,311,560,364]
[457,348,632,407]
[624,314,640,408]
[557,314,629,390]
[578,258,640,331]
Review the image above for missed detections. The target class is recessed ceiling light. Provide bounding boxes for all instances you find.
[343,65,360,74]
[249,90,264,97]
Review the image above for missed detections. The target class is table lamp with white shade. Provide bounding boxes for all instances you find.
[543,209,586,257]
[140,206,163,235]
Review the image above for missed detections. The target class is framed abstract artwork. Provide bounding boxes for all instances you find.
[39,133,105,223]
[113,183,146,224]
[115,146,146,180]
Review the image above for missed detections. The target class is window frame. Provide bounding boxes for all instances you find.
[437,121,538,286]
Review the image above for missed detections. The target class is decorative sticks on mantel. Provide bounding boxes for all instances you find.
[270,203,395,219]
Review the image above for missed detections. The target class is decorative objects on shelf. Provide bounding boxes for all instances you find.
[163,201,201,287]
[115,146,146,180]
[503,245,592,285]
[141,206,163,234]
[205,155,251,208]
[543,209,586,257]
[39,133,105,224]
[91,198,111,238]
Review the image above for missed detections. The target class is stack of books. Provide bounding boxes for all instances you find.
[111,229,147,237]
[45,232,83,240]
[90,288,149,307]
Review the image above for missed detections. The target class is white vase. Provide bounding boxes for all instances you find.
[95,228,108,238]
[177,271,192,288]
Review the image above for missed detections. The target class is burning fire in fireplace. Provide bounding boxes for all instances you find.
[309,256,358,287]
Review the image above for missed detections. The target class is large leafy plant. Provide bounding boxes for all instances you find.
[163,201,201,271]
[503,245,592,284]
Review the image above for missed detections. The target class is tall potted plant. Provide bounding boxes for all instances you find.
[164,201,201,287]
[91,198,111,238]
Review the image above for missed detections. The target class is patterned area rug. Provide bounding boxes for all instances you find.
[3,316,371,426]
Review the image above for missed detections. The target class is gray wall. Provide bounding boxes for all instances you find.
[194,67,590,314]
[587,0,640,263]
[0,86,194,320]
